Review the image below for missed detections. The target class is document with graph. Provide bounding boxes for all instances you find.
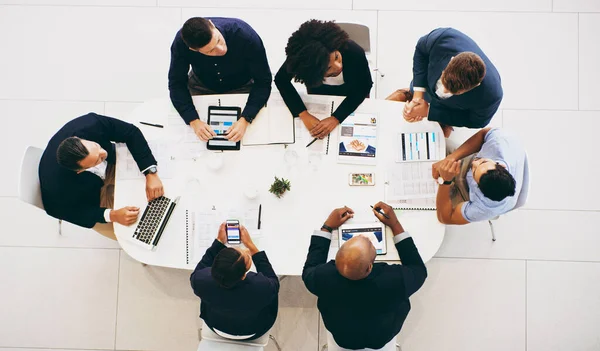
[384,162,438,210]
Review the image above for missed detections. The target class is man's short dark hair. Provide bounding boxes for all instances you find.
[442,52,486,94]
[211,248,247,288]
[284,19,349,88]
[57,137,89,171]
[478,164,516,202]
[181,17,214,50]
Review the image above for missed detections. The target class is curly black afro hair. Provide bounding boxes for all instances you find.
[284,19,349,88]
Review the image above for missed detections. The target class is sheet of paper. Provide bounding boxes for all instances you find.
[116,141,175,180]
[384,162,437,209]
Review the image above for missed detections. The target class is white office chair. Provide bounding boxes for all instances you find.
[322,330,401,351]
[336,22,384,96]
[18,146,62,234]
[489,153,530,241]
[198,321,281,351]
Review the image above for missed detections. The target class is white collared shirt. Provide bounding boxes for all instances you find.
[323,71,345,86]
[435,78,453,99]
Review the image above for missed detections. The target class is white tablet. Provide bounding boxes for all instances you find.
[338,222,387,255]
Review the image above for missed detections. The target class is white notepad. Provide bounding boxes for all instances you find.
[242,93,295,146]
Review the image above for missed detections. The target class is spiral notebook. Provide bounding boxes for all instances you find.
[294,99,334,155]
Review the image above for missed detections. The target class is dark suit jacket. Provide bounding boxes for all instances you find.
[413,27,503,128]
[275,40,373,123]
[302,232,427,349]
[190,240,280,337]
[38,113,156,228]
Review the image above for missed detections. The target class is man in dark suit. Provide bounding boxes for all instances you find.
[190,223,279,340]
[387,27,503,137]
[39,113,164,239]
[168,17,272,143]
[302,202,427,350]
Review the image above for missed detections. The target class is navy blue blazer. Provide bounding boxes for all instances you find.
[413,28,503,128]
[39,113,156,228]
[191,240,280,337]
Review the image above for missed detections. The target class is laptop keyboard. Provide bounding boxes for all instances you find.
[133,196,172,245]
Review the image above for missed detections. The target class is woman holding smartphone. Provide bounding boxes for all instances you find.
[190,222,280,340]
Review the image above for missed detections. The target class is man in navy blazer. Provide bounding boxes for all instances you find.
[39,113,164,239]
[387,28,503,137]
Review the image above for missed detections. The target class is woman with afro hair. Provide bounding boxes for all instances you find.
[275,20,373,139]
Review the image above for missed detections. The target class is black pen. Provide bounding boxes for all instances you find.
[140,121,164,128]
[370,205,390,219]
[257,204,262,230]
[306,137,318,148]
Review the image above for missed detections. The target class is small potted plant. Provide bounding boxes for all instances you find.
[269,176,291,199]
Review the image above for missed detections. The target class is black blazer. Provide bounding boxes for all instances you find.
[190,240,280,337]
[274,40,373,123]
[38,113,156,228]
[302,233,427,349]
[413,27,503,128]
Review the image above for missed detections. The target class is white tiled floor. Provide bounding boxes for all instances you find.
[1,1,600,351]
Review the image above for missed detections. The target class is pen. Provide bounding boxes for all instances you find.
[370,205,390,219]
[306,137,318,148]
[140,121,164,128]
[257,204,262,230]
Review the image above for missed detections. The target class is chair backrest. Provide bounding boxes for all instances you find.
[198,322,266,351]
[336,22,371,54]
[514,152,530,210]
[18,146,45,210]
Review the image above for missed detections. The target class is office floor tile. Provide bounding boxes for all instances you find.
[0,247,119,349]
[579,14,600,110]
[0,6,180,102]
[553,0,600,12]
[279,275,317,308]
[353,0,551,12]
[436,209,600,262]
[0,100,105,197]
[162,0,352,10]
[398,258,526,351]
[376,11,578,111]
[503,110,600,211]
[527,261,600,351]
[266,307,319,351]
[0,0,155,5]
[115,251,201,351]
[0,198,120,249]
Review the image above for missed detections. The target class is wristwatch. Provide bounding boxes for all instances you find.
[437,176,453,185]
[143,166,158,176]
[321,224,334,233]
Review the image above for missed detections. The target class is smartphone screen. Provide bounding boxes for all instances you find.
[226,220,241,244]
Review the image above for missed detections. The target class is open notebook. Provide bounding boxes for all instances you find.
[242,93,295,146]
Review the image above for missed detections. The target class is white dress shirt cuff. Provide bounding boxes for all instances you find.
[141,165,157,174]
[104,209,112,223]
[393,231,411,244]
[313,230,332,240]
[413,87,427,92]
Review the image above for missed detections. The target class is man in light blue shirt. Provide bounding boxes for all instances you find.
[432,128,528,224]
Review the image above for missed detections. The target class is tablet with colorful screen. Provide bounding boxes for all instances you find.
[207,106,241,151]
[338,222,387,255]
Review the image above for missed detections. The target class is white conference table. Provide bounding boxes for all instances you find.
[114,93,446,275]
